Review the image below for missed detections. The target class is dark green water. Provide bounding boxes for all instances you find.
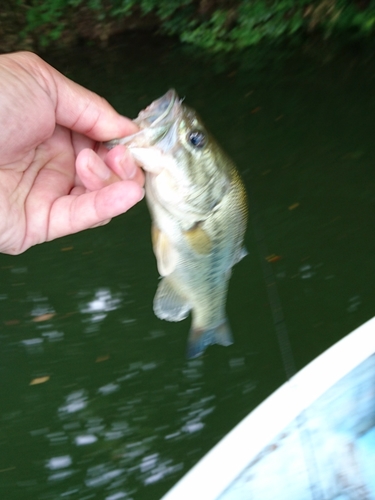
[1,36,374,499]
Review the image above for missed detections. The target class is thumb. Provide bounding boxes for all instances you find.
[54,77,139,141]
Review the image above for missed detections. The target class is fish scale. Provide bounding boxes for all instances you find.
[106,89,247,358]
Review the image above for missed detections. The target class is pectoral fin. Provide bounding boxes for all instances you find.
[184,223,212,255]
[154,277,191,322]
[152,224,178,276]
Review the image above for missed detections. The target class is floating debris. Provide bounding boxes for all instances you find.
[30,376,50,386]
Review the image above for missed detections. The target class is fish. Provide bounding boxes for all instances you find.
[106,89,247,358]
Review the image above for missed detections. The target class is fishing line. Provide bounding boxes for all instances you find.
[247,184,296,380]
[247,181,325,500]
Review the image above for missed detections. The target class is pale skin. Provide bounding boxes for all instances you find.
[0,51,145,255]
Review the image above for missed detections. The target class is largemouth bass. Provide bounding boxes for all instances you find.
[107,90,247,358]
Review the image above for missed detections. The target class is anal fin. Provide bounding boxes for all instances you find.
[235,246,248,264]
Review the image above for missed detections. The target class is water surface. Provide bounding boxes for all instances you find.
[0,35,374,499]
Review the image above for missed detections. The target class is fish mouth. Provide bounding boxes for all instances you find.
[135,89,180,128]
[105,89,181,149]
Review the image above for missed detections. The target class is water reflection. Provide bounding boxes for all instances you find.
[1,36,374,500]
[13,307,224,499]
[0,265,278,499]
[80,288,123,322]
[59,390,88,415]
[57,362,211,491]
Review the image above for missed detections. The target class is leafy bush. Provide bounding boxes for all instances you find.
[16,0,375,51]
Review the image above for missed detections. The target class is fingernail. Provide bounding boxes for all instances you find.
[96,165,111,180]
[120,155,137,179]
[88,151,111,180]
[127,163,138,179]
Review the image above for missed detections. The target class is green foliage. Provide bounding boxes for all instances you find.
[230,1,307,48]
[178,11,231,51]
[333,0,375,34]
[110,0,137,17]
[23,0,69,47]
[174,1,312,51]
[16,0,375,51]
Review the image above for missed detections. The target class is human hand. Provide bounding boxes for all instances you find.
[0,51,144,255]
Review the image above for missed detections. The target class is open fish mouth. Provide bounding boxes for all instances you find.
[136,89,179,127]
[105,89,181,149]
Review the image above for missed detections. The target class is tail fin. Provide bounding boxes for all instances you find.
[186,319,233,359]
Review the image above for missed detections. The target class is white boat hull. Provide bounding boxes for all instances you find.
[162,317,375,500]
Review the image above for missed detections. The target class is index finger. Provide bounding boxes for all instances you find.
[19,52,139,141]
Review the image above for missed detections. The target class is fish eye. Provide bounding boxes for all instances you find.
[188,130,206,149]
